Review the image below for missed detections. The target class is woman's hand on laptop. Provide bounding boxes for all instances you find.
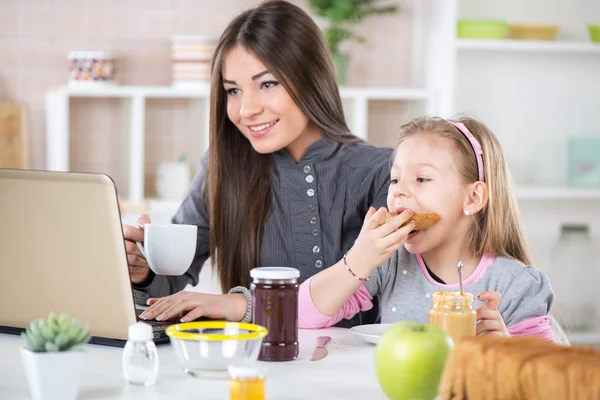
[123,214,151,284]
[139,292,247,323]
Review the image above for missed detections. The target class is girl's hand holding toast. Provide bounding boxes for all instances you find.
[345,207,415,276]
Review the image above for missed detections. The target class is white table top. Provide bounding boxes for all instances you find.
[1,328,388,400]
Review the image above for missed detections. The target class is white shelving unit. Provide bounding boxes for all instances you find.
[45,85,434,203]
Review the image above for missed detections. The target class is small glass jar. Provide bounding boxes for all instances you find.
[550,224,598,331]
[229,365,265,400]
[250,267,300,361]
[442,293,477,343]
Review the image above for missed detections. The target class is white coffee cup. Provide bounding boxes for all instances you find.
[135,224,197,275]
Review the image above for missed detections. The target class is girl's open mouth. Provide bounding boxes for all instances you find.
[407,229,422,240]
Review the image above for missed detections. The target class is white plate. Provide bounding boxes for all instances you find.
[350,323,395,344]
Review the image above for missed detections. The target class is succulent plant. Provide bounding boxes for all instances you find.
[22,312,91,352]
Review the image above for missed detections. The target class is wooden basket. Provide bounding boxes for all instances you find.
[508,24,558,40]
[0,102,28,169]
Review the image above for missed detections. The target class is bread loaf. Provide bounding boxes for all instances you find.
[439,336,600,400]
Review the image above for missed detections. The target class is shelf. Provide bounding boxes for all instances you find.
[339,87,431,101]
[55,84,432,102]
[517,187,600,201]
[457,39,600,55]
[57,84,210,99]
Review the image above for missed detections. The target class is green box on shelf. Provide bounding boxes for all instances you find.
[568,137,600,188]
[457,20,507,39]
[589,25,600,43]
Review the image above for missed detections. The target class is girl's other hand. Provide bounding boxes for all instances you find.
[476,291,510,337]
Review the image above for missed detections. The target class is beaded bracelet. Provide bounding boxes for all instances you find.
[228,286,252,323]
[343,252,369,282]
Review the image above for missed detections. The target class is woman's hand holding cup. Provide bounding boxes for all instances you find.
[123,214,152,284]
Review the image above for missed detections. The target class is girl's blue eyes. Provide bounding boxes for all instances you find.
[225,81,279,96]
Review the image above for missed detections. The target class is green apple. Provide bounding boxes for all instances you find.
[375,321,453,400]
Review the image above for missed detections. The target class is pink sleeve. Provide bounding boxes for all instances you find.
[298,277,374,329]
[508,315,557,343]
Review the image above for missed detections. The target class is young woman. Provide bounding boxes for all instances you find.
[124,0,391,325]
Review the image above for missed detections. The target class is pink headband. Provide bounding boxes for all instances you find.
[452,122,485,182]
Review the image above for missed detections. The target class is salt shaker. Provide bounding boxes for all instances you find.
[122,322,159,385]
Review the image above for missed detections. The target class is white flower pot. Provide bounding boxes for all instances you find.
[21,348,86,400]
[155,162,191,200]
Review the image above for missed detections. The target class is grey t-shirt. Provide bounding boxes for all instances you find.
[364,248,554,327]
[134,139,393,301]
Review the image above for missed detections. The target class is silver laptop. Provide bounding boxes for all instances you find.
[0,169,171,346]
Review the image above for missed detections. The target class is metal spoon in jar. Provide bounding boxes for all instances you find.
[457,261,464,296]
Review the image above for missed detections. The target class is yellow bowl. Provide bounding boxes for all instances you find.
[508,24,558,40]
[166,321,268,379]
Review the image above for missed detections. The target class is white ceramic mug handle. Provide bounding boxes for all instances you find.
[135,223,147,258]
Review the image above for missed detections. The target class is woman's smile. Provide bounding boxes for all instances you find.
[247,119,280,138]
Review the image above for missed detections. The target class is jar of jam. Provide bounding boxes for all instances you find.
[250,267,300,361]
[442,292,476,343]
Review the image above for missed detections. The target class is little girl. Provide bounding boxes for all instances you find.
[299,116,556,341]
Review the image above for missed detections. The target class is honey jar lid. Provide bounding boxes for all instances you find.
[446,292,474,306]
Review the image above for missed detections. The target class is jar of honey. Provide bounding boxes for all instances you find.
[229,365,265,400]
[250,267,300,361]
[442,292,476,343]
[428,291,447,328]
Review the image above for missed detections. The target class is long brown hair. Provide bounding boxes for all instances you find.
[396,116,532,265]
[208,0,357,292]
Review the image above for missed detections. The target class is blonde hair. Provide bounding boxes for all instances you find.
[395,116,532,265]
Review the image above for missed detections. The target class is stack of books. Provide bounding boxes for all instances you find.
[171,35,217,89]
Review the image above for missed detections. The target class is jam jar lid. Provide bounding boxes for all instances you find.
[250,267,300,280]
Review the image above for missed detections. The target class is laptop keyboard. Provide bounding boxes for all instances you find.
[140,318,169,327]
[135,309,172,328]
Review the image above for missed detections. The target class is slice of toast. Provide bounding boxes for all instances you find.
[378,211,441,230]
